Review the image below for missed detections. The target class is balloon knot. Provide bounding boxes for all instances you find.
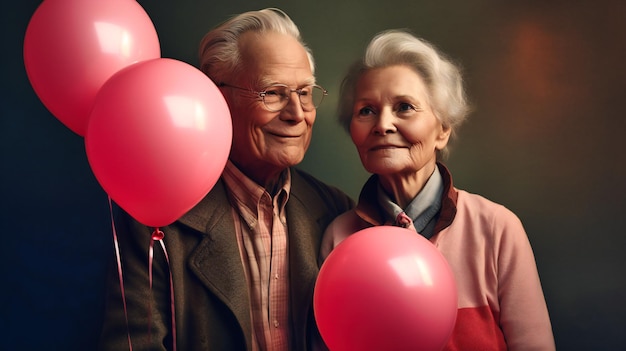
[152,228,164,241]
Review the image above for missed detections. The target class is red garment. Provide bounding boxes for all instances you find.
[320,163,555,351]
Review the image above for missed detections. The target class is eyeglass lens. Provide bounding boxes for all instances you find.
[262,85,325,111]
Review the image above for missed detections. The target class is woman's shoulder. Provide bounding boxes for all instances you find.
[456,189,517,213]
[325,210,369,239]
[454,189,523,228]
[291,168,353,199]
[320,210,371,262]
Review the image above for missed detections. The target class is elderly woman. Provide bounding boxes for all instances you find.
[320,30,555,350]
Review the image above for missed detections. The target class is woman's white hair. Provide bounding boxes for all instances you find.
[338,30,470,158]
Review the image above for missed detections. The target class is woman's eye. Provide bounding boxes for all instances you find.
[358,107,375,116]
[398,102,416,112]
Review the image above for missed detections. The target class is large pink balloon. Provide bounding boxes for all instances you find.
[24,0,160,136]
[85,58,232,228]
[314,226,458,351]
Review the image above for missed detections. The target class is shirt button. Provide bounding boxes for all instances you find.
[274,320,280,328]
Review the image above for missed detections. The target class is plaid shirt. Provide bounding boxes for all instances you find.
[222,161,291,351]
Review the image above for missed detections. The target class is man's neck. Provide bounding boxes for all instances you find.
[229,158,286,194]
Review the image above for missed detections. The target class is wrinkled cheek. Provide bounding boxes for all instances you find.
[304,130,313,149]
[408,143,426,155]
[351,131,368,151]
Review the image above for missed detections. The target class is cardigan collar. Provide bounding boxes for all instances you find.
[355,162,459,236]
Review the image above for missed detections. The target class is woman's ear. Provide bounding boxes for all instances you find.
[435,124,452,151]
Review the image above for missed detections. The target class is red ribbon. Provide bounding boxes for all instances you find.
[108,197,177,351]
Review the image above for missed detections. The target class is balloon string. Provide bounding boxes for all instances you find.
[151,228,177,351]
[148,232,155,346]
[108,196,133,351]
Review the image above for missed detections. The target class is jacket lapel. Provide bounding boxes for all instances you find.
[178,180,252,342]
[287,171,326,348]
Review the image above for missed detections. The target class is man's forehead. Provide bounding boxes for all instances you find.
[238,32,314,88]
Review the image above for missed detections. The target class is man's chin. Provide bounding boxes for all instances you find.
[273,151,306,168]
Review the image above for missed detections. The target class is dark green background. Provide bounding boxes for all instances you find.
[3,1,625,349]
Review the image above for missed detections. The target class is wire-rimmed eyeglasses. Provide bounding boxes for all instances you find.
[219,82,328,112]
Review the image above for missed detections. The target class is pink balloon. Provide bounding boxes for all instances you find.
[314,226,458,351]
[85,58,232,228]
[24,0,160,136]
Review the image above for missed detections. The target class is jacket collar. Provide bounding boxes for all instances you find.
[287,169,328,345]
[433,162,458,234]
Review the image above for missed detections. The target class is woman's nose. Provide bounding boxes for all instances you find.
[372,109,397,135]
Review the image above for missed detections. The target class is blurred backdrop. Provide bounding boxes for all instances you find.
[2,0,625,349]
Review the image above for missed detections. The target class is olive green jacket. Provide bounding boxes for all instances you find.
[99,168,353,351]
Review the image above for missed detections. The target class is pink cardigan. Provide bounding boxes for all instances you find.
[320,165,555,351]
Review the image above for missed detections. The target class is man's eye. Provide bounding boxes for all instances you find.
[264,89,281,96]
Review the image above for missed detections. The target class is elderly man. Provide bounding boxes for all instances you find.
[99,8,353,351]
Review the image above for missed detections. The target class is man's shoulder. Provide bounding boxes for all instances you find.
[291,167,345,194]
[290,167,355,211]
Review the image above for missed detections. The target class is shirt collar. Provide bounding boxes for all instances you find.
[222,160,291,226]
[375,166,444,235]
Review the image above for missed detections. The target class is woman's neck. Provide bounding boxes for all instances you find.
[378,163,437,208]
